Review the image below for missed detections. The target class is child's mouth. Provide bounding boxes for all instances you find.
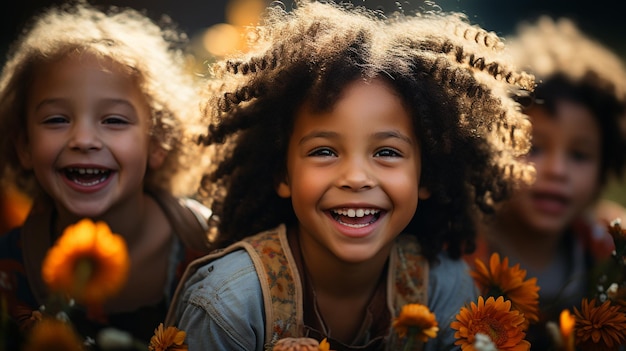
[330,208,381,228]
[63,167,112,187]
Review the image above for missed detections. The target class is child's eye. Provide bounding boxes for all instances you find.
[308,147,336,157]
[102,115,130,125]
[374,148,402,158]
[570,150,592,163]
[42,115,69,124]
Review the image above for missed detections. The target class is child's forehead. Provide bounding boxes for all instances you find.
[529,101,600,139]
[46,51,136,76]
[29,51,144,98]
[27,51,151,115]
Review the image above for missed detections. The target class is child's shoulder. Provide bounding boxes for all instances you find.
[166,248,262,324]
[148,188,213,253]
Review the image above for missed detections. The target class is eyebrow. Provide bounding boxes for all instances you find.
[374,130,414,145]
[298,130,414,145]
[34,98,136,112]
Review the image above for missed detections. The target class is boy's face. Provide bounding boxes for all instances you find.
[276,79,430,264]
[508,100,601,236]
[17,53,163,218]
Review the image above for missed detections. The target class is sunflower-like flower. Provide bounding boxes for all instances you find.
[392,303,439,341]
[451,296,530,351]
[472,253,540,325]
[149,323,188,351]
[272,337,333,351]
[573,298,626,351]
[42,218,130,305]
[22,317,83,351]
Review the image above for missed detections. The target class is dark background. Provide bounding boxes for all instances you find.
[2,0,625,63]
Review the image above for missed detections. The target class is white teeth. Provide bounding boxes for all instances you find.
[332,208,380,217]
[69,168,105,175]
[65,167,110,187]
[74,178,105,186]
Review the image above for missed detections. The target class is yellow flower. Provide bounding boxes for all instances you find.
[42,218,130,305]
[471,253,540,325]
[573,298,626,351]
[149,323,188,351]
[451,296,530,351]
[392,303,439,342]
[23,317,83,351]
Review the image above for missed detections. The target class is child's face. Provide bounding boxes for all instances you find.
[17,53,164,218]
[276,79,430,263]
[507,100,601,236]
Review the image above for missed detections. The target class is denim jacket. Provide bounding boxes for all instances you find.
[167,224,477,351]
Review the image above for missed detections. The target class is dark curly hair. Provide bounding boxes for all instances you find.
[198,0,535,262]
[507,16,626,187]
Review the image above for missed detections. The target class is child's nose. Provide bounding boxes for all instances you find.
[337,157,375,191]
[67,122,102,151]
[541,152,567,179]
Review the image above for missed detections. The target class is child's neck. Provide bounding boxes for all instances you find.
[53,192,148,243]
[295,228,391,343]
[52,191,173,313]
[298,233,390,297]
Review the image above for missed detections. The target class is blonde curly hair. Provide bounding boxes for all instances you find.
[0,0,207,197]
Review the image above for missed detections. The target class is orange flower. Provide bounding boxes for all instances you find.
[23,317,83,351]
[149,323,188,351]
[451,296,530,351]
[559,309,575,351]
[573,298,626,351]
[42,218,130,305]
[319,338,332,351]
[472,253,540,325]
[392,303,439,342]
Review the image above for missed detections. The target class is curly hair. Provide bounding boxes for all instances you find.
[506,16,626,186]
[0,0,206,198]
[198,0,535,261]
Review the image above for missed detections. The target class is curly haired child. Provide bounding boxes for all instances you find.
[166,1,535,350]
[468,16,626,349]
[0,0,214,347]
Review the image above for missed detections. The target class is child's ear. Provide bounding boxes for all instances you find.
[15,134,33,170]
[418,186,430,200]
[276,177,291,198]
[148,141,167,170]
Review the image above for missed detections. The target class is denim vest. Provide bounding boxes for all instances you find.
[168,225,428,351]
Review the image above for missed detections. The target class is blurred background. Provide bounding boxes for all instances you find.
[1,0,625,223]
[3,0,625,64]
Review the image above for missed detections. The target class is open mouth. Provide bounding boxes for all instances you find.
[63,167,112,187]
[330,208,381,228]
[531,192,569,214]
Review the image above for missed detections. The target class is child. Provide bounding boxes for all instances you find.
[165,1,536,350]
[468,16,626,349]
[0,0,214,347]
